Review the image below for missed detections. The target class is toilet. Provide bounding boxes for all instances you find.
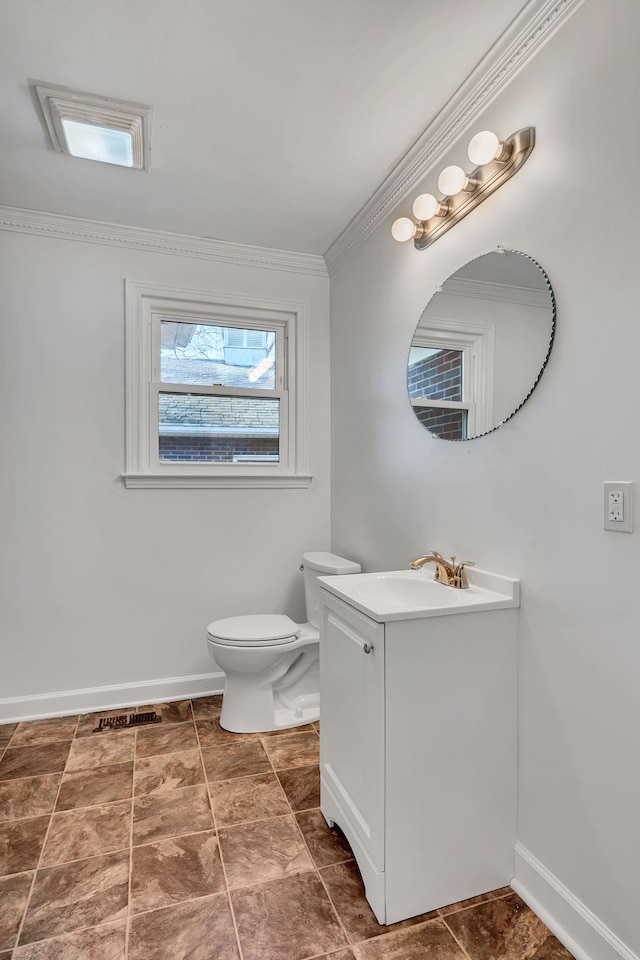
[206,552,361,733]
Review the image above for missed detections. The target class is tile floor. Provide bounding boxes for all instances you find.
[0,697,575,960]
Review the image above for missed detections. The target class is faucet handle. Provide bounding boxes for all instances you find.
[454,560,475,588]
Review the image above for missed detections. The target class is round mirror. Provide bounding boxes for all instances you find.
[407,249,555,440]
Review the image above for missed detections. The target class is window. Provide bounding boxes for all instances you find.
[408,342,473,440]
[124,284,310,488]
[407,318,495,440]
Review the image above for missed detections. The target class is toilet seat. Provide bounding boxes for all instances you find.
[206,614,300,647]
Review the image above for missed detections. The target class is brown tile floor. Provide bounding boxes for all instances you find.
[0,699,575,960]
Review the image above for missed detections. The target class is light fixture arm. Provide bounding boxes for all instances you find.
[397,127,535,251]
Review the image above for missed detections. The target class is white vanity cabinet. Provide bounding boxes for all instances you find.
[319,580,518,925]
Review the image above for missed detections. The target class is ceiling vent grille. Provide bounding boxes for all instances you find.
[31,81,151,170]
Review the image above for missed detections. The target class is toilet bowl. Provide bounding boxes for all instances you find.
[206,552,360,733]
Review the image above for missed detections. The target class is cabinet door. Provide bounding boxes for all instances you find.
[319,593,385,870]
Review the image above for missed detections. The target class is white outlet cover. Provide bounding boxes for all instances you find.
[603,481,634,533]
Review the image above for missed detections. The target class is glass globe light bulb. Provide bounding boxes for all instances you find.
[412,193,440,221]
[468,130,501,166]
[391,217,417,242]
[437,165,467,197]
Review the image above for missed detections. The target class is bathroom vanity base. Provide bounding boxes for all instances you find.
[319,587,518,925]
[321,775,386,923]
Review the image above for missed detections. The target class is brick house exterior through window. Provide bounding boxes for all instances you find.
[158,320,280,463]
[407,347,467,440]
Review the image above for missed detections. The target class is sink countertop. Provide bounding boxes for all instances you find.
[318,566,520,623]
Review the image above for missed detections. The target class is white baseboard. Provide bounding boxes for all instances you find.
[513,843,638,960]
[0,672,226,723]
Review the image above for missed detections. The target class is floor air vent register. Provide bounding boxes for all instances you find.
[92,711,161,732]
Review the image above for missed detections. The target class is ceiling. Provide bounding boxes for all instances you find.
[0,0,531,256]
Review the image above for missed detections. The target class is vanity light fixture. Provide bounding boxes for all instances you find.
[32,82,152,170]
[391,127,534,251]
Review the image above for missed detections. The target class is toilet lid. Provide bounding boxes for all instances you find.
[206,614,300,645]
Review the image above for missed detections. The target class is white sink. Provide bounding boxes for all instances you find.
[318,566,519,622]
[354,572,469,607]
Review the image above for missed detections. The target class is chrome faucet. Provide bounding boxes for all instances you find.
[409,551,475,589]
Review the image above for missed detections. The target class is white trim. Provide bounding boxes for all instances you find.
[513,842,639,960]
[159,424,279,437]
[0,205,328,278]
[411,398,469,411]
[0,672,226,724]
[123,473,312,489]
[324,0,587,273]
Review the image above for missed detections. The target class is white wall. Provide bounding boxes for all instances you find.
[0,232,331,713]
[330,3,640,957]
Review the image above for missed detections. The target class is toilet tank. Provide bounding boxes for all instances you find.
[302,551,361,628]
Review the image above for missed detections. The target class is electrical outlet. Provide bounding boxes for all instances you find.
[608,491,623,521]
[603,481,633,532]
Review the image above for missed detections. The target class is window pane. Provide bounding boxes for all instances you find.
[415,407,467,441]
[407,347,463,402]
[158,392,279,463]
[160,320,276,388]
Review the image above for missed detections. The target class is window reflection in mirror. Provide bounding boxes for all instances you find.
[407,250,555,440]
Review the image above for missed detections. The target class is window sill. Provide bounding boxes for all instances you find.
[122,473,313,489]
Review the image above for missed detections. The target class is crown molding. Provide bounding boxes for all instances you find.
[442,277,551,308]
[324,0,587,275]
[0,205,328,278]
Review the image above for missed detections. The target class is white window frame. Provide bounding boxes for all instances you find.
[123,282,311,488]
[409,317,495,438]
